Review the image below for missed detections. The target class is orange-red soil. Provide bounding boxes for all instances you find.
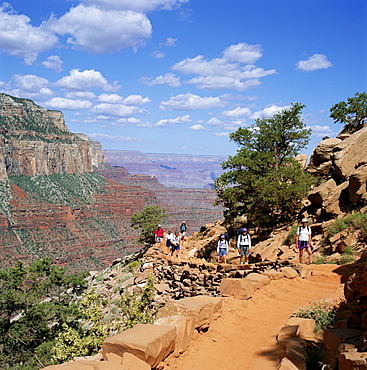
[162,264,345,370]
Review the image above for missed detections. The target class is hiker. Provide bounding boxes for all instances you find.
[217,234,229,263]
[295,218,313,264]
[154,224,165,248]
[180,221,188,236]
[170,231,181,259]
[237,228,251,264]
[179,221,188,247]
[165,230,174,255]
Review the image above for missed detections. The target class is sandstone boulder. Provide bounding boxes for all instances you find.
[349,164,367,203]
[154,314,196,356]
[333,126,367,181]
[157,295,222,331]
[307,137,342,176]
[219,278,255,299]
[244,273,270,290]
[122,353,151,370]
[102,324,176,368]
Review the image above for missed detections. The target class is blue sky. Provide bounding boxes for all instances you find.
[0,0,366,157]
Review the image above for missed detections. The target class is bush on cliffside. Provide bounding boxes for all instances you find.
[0,257,89,369]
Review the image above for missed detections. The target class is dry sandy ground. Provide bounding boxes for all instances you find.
[161,264,346,370]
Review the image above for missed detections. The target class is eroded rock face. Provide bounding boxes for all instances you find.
[0,94,97,179]
[306,126,367,219]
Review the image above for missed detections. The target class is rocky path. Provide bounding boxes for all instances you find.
[161,264,345,370]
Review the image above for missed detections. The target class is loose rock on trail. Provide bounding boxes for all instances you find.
[161,264,345,370]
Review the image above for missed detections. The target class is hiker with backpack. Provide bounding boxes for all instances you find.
[237,228,251,264]
[295,218,313,264]
[217,234,229,263]
[170,231,181,259]
[165,230,174,255]
[179,221,187,247]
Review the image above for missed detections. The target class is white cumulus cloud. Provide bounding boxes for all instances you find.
[156,114,191,127]
[46,5,152,54]
[250,104,290,120]
[140,73,181,87]
[55,69,120,92]
[206,117,222,126]
[222,42,263,64]
[0,4,58,64]
[221,106,252,118]
[159,93,226,111]
[42,55,63,72]
[171,43,276,91]
[91,103,148,117]
[189,124,207,131]
[296,54,333,72]
[213,132,230,137]
[44,97,93,110]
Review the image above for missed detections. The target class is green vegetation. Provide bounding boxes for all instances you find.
[0,256,160,368]
[326,212,367,239]
[120,274,157,329]
[295,301,338,333]
[0,257,89,368]
[215,103,315,233]
[330,91,367,132]
[9,173,107,207]
[131,205,168,244]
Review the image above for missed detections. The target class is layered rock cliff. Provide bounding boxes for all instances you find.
[305,126,367,219]
[0,93,96,178]
[105,150,226,189]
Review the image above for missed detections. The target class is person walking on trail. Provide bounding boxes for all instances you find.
[165,230,174,255]
[154,224,165,248]
[217,234,229,264]
[237,228,251,264]
[295,218,313,264]
[170,231,181,259]
[179,221,188,247]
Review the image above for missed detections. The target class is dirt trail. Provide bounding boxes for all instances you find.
[162,264,346,370]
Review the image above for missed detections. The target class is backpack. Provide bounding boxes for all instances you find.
[238,233,250,245]
[297,226,311,234]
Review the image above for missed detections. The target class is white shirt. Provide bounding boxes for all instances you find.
[297,226,311,241]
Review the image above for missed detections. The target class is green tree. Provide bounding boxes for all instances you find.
[0,257,88,368]
[214,103,314,232]
[130,206,168,244]
[330,92,367,133]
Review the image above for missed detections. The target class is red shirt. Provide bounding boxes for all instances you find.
[154,228,164,237]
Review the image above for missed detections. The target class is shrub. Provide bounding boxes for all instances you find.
[283,225,299,246]
[120,274,157,329]
[295,301,337,333]
[338,254,355,265]
[315,256,325,265]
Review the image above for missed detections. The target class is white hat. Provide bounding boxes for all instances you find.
[301,218,308,223]
[158,224,161,227]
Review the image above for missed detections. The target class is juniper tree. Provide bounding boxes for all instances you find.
[330,92,367,133]
[130,205,168,244]
[214,103,315,232]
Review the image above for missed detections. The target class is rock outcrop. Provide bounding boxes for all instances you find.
[306,126,367,220]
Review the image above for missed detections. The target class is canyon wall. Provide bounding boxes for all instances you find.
[0,93,96,178]
[105,150,226,189]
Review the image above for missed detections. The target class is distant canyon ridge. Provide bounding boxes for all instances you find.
[0,93,224,271]
[105,150,226,189]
